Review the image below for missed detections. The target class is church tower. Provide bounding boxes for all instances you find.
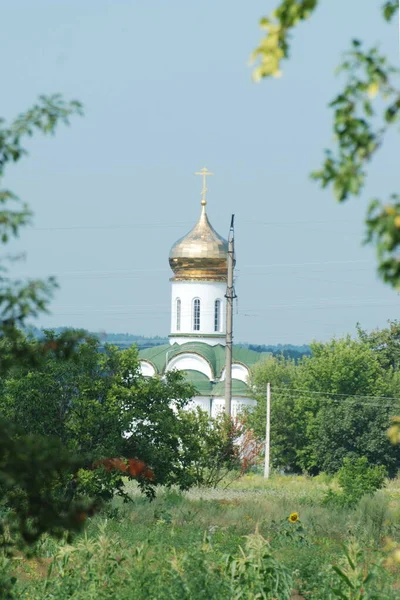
[139,167,264,416]
[168,168,228,346]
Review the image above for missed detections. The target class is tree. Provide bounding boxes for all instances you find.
[247,355,302,472]
[177,408,263,487]
[314,399,400,475]
[0,96,97,599]
[247,333,400,474]
[251,1,400,288]
[357,319,400,371]
[0,332,198,499]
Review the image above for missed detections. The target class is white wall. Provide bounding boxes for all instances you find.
[220,363,249,384]
[140,361,156,377]
[166,352,213,379]
[205,396,256,418]
[170,280,226,345]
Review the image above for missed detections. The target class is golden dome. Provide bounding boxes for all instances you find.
[169,203,228,281]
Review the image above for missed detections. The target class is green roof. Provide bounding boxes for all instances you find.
[182,370,250,398]
[139,342,267,377]
[212,379,250,397]
[181,370,213,395]
[138,344,170,373]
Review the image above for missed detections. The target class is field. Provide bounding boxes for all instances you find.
[9,474,400,599]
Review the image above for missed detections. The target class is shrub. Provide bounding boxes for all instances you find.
[324,457,387,507]
[178,409,263,488]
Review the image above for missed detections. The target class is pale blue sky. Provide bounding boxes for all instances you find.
[2,0,399,344]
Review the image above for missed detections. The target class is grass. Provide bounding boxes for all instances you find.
[7,474,400,599]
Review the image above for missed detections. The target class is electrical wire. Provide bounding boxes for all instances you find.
[27,218,358,233]
[271,386,400,401]
[269,392,400,411]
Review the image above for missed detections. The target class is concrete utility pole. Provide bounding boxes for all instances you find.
[225,215,235,416]
[264,382,271,479]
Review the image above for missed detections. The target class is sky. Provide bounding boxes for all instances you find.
[2,0,399,345]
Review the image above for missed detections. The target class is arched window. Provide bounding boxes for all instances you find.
[214,299,221,332]
[176,298,181,331]
[193,298,201,331]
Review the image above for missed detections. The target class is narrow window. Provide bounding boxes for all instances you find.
[214,299,221,332]
[193,298,200,331]
[176,298,181,331]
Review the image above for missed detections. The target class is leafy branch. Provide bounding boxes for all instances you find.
[0,95,84,371]
[251,0,400,287]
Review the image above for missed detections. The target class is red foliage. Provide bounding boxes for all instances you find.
[91,457,155,481]
[231,415,264,474]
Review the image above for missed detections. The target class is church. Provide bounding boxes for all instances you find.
[139,169,267,417]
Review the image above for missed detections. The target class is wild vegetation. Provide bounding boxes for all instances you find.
[4,474,400,599]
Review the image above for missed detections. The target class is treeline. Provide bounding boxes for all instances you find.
[247,321,400,477]
[27,327,169,348]
[245,343,311,362]
[28,327,311,358]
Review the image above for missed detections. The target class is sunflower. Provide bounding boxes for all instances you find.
[288,512,299,523]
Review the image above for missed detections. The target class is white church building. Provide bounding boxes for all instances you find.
[139,169,267,417]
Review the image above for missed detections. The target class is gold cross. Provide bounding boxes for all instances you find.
[195,166,213,206]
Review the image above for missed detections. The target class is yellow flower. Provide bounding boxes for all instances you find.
[288,512,299,523]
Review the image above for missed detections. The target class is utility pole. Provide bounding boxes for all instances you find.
[225,215,235,416]
[264,382,271,479]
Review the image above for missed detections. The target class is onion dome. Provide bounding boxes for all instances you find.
[169,171,228,281]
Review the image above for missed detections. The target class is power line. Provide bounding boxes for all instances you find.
[27,218,359,233]
[270,392,400,411]
[30,222,193,231]
[41,299,400,318]
[273,397,400,410]
[271,386,400,402]
[244,219,357,226]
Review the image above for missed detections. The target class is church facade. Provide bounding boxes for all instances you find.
[139,169,267,416]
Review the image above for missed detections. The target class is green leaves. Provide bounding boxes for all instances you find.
[311,39,400,286]
[382,0,399,21]
[311,42,398,202]
[365,195,400,288]
[248,330,400,475]
[0,419,93,548]
[0,96,90,560]
[331,542,385,599]
[0,95,83,364]
[227,531,293,600]
[253,3,400,289]
[250,0,318,80]
[0,332,199,499]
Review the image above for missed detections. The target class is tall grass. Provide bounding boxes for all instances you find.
[9,474,400,599]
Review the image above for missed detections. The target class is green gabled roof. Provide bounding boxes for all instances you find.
[167,342,217,375]
[181,370,213,395]
[138,342,268,377]
[181,370,250,398]
[233,346,269,369]
[212,379,250,398]
[138,343,170,373]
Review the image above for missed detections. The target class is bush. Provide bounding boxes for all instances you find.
[178,409,263,488]
[324,457,387,507]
